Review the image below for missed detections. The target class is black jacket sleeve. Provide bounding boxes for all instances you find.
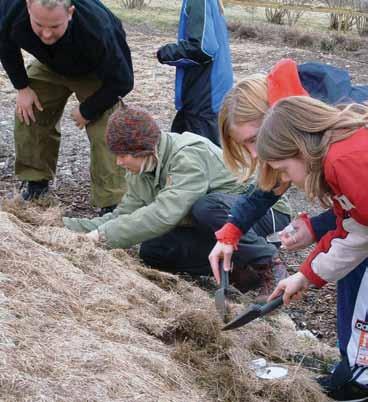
[0,34,28,89]
[79,26,134,121]
[157,0,215,66]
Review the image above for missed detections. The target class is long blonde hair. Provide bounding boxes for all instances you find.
[219,74,269,182]
[257,96,368,206]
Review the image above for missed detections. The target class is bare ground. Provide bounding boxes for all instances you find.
[1,23,368,349]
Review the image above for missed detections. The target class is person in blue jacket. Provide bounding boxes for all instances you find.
[207,58,368,401]
[156,0,233,146]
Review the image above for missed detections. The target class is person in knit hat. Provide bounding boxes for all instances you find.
[106,102,161,159]
[63,104,287,285]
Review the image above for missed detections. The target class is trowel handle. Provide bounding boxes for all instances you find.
[260,295,283,315]
[220,261,230,289]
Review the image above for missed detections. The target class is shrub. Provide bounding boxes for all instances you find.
[121,0,151,9]
[323,0,356,31]
[284,0,310,26]
[355,1,368,35]
[343,36,362,49]
[356,16,368,35]
[281,27,301,45]
[320,37,337,51]
[234,25,258,39]
[265,6,287,24]
[296,32,316,47]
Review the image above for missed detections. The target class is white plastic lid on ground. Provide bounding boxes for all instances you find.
[256,366,289,380]
[249,358,288,380]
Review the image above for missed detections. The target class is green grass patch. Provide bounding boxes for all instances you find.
[104,1,180,31]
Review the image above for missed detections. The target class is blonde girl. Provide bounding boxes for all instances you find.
[209,59,368,291]
[256,95,368,400]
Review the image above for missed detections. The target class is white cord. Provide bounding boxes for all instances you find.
[270,208,276,234]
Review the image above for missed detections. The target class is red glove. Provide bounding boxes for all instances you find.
[215,223,243,249]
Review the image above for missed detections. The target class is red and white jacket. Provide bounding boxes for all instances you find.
[300,127,368,287]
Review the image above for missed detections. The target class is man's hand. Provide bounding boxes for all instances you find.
[71,106,89,129]
[208,241,234,284]
[280,214,314,251]
[86,229,100,242]
[268,272,310,305]
[16,87,43,125]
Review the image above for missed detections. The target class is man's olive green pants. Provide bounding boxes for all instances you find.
[15,60,126,208]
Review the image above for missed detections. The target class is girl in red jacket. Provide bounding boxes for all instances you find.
[209,58,368,291]
[257,95,368,401]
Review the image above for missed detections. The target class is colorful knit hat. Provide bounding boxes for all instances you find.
[106,101,161,156]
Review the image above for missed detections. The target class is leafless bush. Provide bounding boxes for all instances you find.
[323,0,356,31]
[229,19,365,54]
[265,0,309,26]
[284,0,310,26]
[354,0,368,35]
[265,6,287,24]
[329,13,356,31]
[121,0,151,9]
[281,27,317,47]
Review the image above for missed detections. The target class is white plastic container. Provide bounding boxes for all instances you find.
[249,358,288,380]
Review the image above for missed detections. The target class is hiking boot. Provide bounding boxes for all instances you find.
[99,204,117,217]
[229,264,261,294]
[252,257,289,304]
[21,180,49,201]
[317,374,368,401]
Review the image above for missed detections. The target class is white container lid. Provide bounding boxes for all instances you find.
[256,366,288,380]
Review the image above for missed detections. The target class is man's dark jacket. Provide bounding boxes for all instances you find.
[0,0,134,120]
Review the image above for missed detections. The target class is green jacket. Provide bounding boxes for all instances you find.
[64,132,290,248]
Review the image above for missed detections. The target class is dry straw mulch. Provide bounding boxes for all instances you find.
[0,199,338,401]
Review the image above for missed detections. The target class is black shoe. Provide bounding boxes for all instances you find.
[21,180,49,201]
[99,204,117,217]
[317,374,368,401]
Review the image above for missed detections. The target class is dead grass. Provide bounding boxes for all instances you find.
[0,201,338,401]
[228,20,368,55]
[1,196,64,226]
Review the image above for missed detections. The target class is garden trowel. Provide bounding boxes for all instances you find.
[221,294,284,331]
[215,262,230,323]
